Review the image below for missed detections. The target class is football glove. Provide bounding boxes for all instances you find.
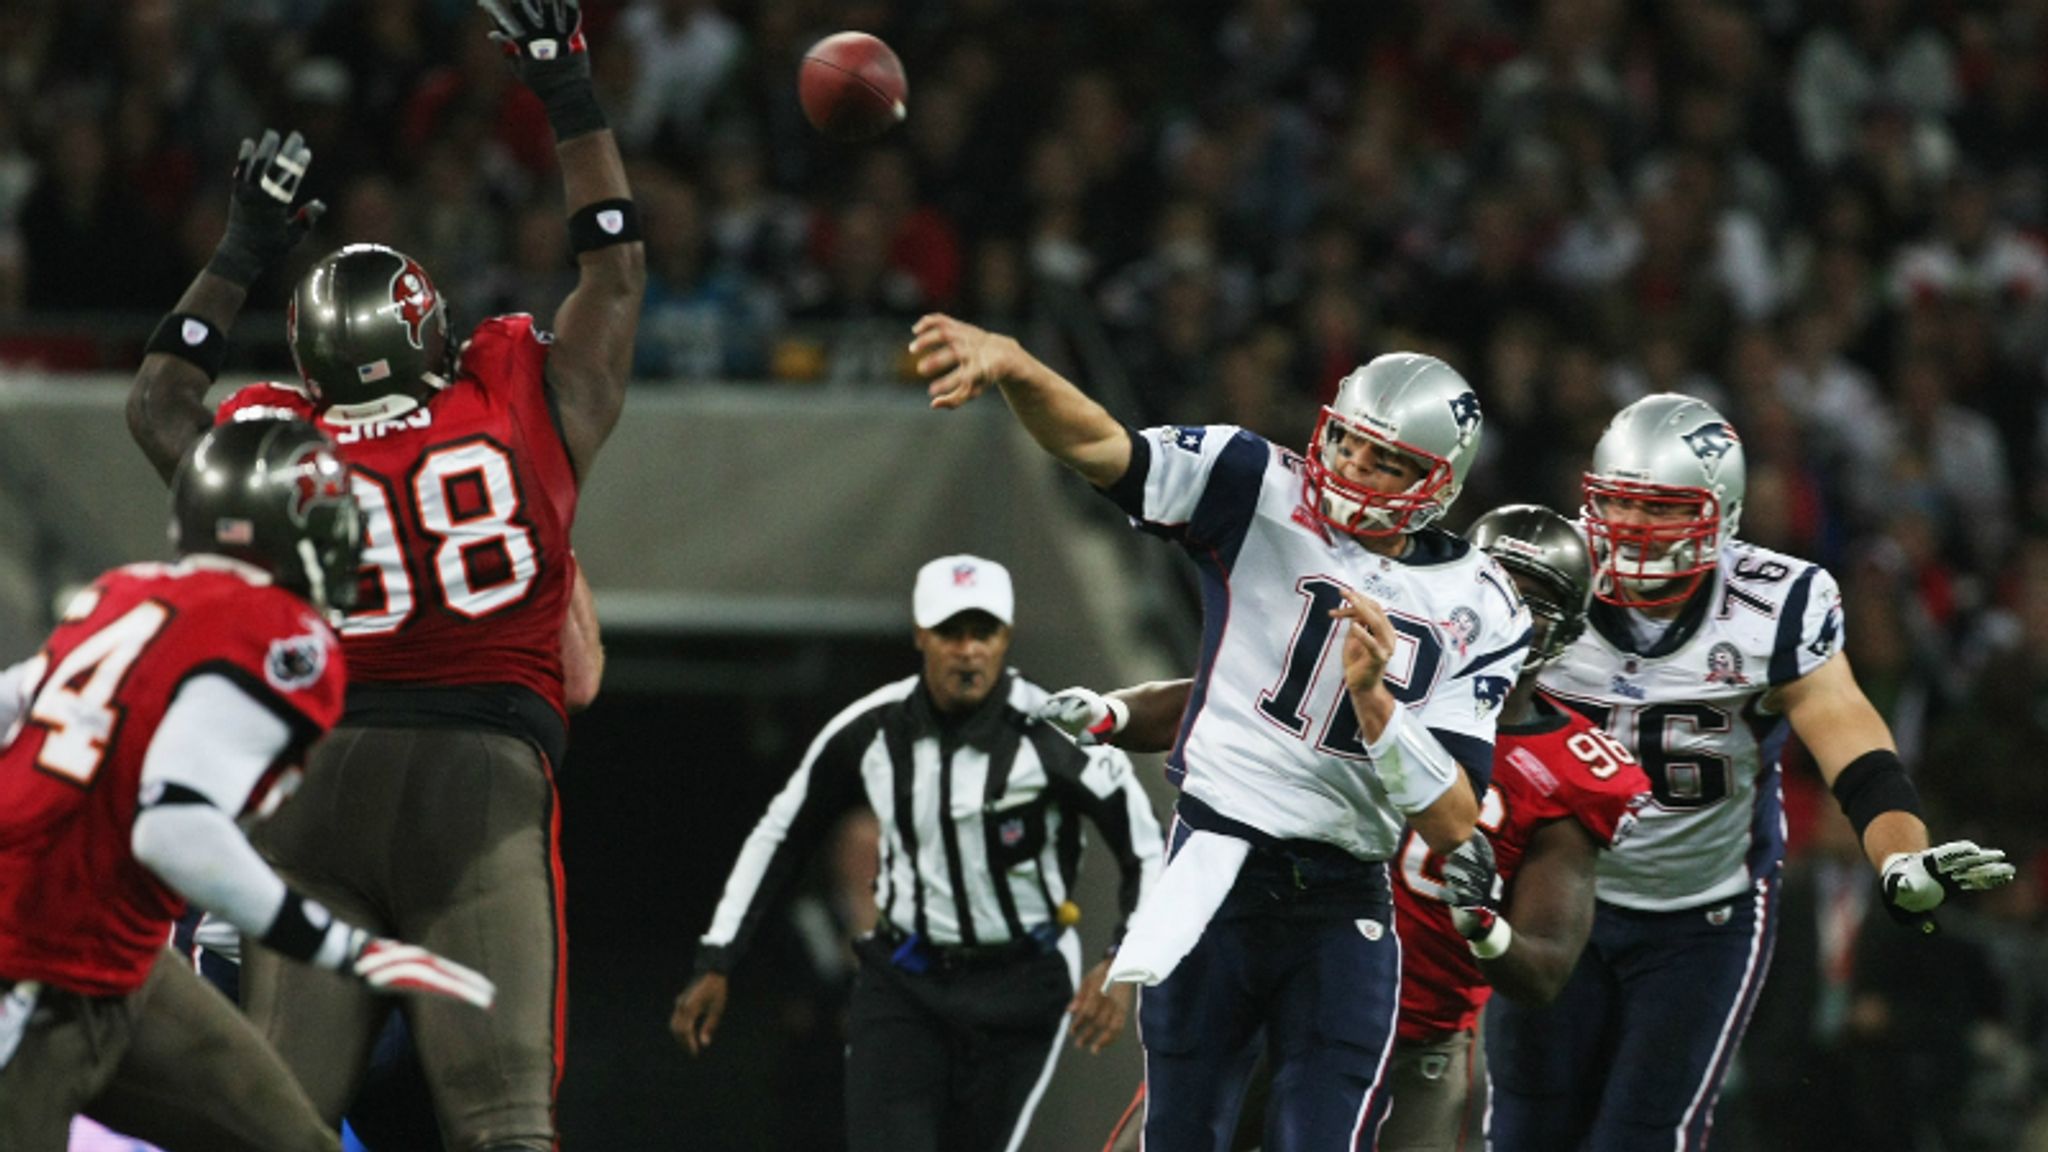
[1441,832,1509,957]
[1881,840,2015,917]
[349,935,497,1011]
[1036,687,1128,747]
[478,0,605,139]
[208,130,323,288]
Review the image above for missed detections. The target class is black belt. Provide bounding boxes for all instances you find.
[1176,796,1393,912]
[343,682,568,769]
[871,923,1053,974]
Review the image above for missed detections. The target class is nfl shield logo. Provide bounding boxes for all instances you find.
[597,209,625,234]
[181,318,208,346]
[953,563,978,587]
[999,817,1026,848]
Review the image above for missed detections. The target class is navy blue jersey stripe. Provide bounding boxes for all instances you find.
[1747,761,1787,879]
[1165,546,1233,789]
[1768,565,1820,685]
[1453,627,1532,680]
[1188,431,1269,571]
[1431,727,1495,797]
[1100,424,1151,518]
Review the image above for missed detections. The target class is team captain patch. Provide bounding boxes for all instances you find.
[266,632,328,692]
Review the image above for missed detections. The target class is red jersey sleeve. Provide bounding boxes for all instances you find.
[1506,706,1653,850]
[200,587,347,742]
[215,381,318,427]
[457,314,554,408]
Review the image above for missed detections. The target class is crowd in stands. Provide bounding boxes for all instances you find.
[6,1,2048,1145]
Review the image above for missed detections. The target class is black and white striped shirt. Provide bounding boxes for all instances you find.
[694,671,1162,972]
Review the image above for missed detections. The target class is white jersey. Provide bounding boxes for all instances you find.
[1105,425,1530,860]
[1539,541,1843,910]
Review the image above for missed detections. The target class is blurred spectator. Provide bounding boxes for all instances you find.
[1792,0,1958,173]
[20,111,181,310]
[635,172,778,381]
[616,0,744,153]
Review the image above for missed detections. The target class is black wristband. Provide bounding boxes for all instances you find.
[568,199,642,254]
[146,313,230,380]
[692,942,733,978]
[534,73,607,141]
[1832,749,1922,841]
[261,891,332,964]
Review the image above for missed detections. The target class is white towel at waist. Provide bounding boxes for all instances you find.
[1105,829,1250,987]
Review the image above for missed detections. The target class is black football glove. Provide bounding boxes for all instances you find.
[208,129,324,289]
[1441,831,1502,943]
[478,0,606,139]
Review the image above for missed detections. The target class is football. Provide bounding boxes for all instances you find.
[798,32,908,143]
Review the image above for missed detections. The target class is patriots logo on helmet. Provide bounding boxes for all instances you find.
[1681,422,1740,479]
[287,443,352,527]
[1449,391,1482,444]
[1472,675,1511,718]
[386,256,438,350]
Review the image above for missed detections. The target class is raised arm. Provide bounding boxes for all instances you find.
[480,0,646,479]
[1774,651,2013,923]
[910,313,1131,489]
[128,130,324,481]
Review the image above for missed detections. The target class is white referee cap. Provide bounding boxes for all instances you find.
[913,554,1014,629]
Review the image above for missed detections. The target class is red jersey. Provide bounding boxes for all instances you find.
[1393,698,1651,1042]
[0,561,344,996]
[216,315,579,719]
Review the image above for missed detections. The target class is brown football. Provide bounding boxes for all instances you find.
[798,32,908,143]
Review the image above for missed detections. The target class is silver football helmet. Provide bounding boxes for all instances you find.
[1465,504,1593,668]
[1581,393,1745,607]
[1304,353,1483,537]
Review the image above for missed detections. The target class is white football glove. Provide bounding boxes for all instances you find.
[1035,687,1128,746]
[1882,840,2016,914]
[351,937,497,1010]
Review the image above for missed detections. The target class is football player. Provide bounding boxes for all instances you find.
[1485,394,2016,1150]
[1069,505,1653,1152]
[0,421,493,1152]
[124,4,643,1147]
[913,314,1527,1148]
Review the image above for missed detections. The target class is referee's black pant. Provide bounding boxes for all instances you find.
[844,932,1077,1152]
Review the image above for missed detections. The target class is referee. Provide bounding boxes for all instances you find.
[671,555,1164,1152]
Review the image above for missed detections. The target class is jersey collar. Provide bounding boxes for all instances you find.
[1388,527,1471,568]
[1586,563,1718,658]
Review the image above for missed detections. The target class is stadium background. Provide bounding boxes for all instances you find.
[3,0,2048,1148]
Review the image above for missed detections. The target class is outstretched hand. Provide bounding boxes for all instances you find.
[209,129,324,288]
[911,314,1020,410]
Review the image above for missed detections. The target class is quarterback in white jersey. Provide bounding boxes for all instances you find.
[911,312,1521,1150]
[1488,394,2016,1152]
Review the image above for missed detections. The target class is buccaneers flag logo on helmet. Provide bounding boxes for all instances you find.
[387,256,438,350]
[287,443,351,526]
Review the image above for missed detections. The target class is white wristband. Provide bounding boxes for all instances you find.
[1468,916,1513,961]
[1101,695,1130,736]
[1362,706,1459,814]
